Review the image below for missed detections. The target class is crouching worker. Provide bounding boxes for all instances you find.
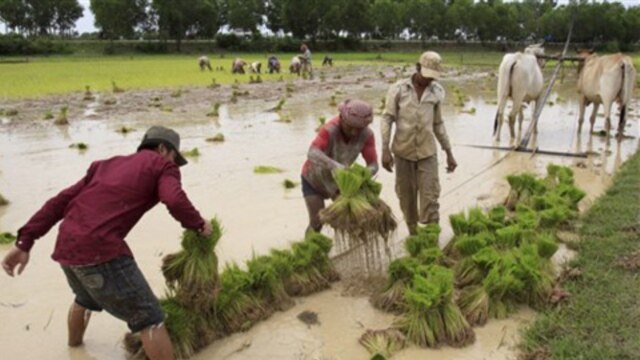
[1,126,212,360]
[301,99,379,235]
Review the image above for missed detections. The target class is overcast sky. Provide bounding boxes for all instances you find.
[69,0,640,34]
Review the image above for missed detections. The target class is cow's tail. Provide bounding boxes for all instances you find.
[621,59,635,106]
[494,57,517,135]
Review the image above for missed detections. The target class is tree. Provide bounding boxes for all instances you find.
[25,0,57,35]
[370,0,403,39]
[227,0,263,34]
[280,0,325,39]
[54,0,83,35]
[0,0,29,33]
[404,0,447,39]
[153,0,223,50]
[91,0,147,40]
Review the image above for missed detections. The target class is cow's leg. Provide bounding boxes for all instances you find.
[518,107,524,132]
[532,100,540,134]
[494,99,508,140]
[618,103,627,139]
[508,99,523,139]
[603,100,613,138]
[578,96,587,133]
[589,102,599,133]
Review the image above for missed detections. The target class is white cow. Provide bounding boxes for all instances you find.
[576,50,636,138]
[493,44,545,139]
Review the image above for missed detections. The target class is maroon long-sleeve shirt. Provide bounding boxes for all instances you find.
[15,150,205,266]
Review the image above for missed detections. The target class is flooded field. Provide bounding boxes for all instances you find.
[0,63,638,359]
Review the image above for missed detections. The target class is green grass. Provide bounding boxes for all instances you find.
[519,151,640,359]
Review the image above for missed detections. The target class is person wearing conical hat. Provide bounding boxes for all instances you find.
[381,51,458,235]
[301,99,379,234]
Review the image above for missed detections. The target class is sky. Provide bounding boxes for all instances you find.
[12,0,640,34]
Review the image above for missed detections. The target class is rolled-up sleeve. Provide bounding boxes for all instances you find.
[157,164,205,231]
[433,103,451,151]
[381,84,399,150]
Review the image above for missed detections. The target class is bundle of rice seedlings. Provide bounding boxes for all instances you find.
[404,224,440,257]
[253,165,283,174]
[504,173,546,210]
[371,257,420,312]
[454,233,489,257]
[512,244,555,309]
[482,256,523,319]
[215,263,267,333]
[247,255,294,311]
[162,219,221,311]
[556,183,586,208]
[467,208,490,234]
[283,237,335,296]
[442,302,475,347]
[0,232,16,244]
[449,212,470,236]
[515,204,540,230]
[488,206,509,230]
[536,233,559,259]
[495,225,522,249]
[457,285,489,326]
[359,329,407,359]
[417,247,446,266]
[160,297,198,358]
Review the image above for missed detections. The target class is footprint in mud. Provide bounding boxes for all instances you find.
[297,310,320,328]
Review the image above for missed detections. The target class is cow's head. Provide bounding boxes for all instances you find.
[525,43,546,68]
[575,48,596,74]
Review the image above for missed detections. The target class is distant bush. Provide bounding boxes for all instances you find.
[0,34,71,55]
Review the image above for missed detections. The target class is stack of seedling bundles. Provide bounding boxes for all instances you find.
[363,165,585,355]
[125,225,338,359]
[319,164,397,272]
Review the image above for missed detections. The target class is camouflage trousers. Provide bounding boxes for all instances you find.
[394,155,441,233]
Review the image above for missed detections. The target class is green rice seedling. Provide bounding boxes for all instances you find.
[247,255,294,311]
[359,329,407,359]
[215,263,267,333]
[417,247,445,265]
[315,116,326,131]
[482,256,523,319]
[207,102,221,117]
[449,212,470,236]
[454,257,483,288]
[43,111,54,120]
[495,225,522,249]
[535,233,558,259]
[276,112,292,123]
[0,193,8,206]
[112,81,124,93]
[160,297,198,359]
[5,108,18,116]
[182,148,200,158]
[329,95,337,107]
[104,97,117,105]
[116,126,134,134]
[505,173,546,210]
[539,206,572,228]
[285,240,332,296]
[269,248,295,280]
[282,179,297,189]
[69,142,88,151]
[230,94,238,103]
[208,78,220,89]
[273,98,286,112]
[170,88,183,98]
[556,183,586,208]
[82,86,95,101]
[467,207,490,234]
[0,232,16,244]
[454,233,489,257]
[253,165,283,174]
[162,105,173,112]
[54,106,69,125]
[488,206,508,228]
[515,204,540,230]
[206,133,225,142]
[512,244,555,309]
[404,225,440,257]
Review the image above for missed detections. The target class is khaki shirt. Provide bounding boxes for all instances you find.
[381,77,451,161]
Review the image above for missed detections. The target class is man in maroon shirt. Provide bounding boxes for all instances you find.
[1,126,212,360]
[301,99,379,234]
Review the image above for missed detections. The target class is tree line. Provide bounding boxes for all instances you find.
[1,0,640,50]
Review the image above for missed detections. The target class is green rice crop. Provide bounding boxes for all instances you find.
[282,179,297,189]
[69,142,88,150]
[206,133,225,142]
[253,165,283,174]
[54,106,69,125]
[0,232,16,244]
[182,147,200,157]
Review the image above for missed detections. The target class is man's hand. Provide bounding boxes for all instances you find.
[2,246,29,277]
[199,221,213,237]
[382,149,394,172]
[446,152,458,173]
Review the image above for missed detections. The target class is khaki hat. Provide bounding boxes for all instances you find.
[138,126,188,166]
[419,51,443,79]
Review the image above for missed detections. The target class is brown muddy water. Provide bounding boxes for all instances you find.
[0,65,638,359]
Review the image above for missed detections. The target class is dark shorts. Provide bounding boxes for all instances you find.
[62,256,164,333]
[301,175,328,199]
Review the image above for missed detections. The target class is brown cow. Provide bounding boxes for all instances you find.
[577,50,636,138]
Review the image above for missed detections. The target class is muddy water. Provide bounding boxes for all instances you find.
[0,67,638,359]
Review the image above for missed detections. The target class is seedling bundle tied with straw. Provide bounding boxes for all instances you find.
[319,164,397,270]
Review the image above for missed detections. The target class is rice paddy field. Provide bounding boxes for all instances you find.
[0,49,639,359]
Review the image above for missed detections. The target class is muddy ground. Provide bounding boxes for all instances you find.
[0,63,638,360]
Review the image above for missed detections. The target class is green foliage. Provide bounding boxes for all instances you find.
[253,165,283,174]
[282,179,297,189]
[0,232,16,244]
[182,147,200,157]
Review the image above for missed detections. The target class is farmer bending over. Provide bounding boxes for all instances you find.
[232,58,247,74]
[301,99,379,234]
[1,126,212,360]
